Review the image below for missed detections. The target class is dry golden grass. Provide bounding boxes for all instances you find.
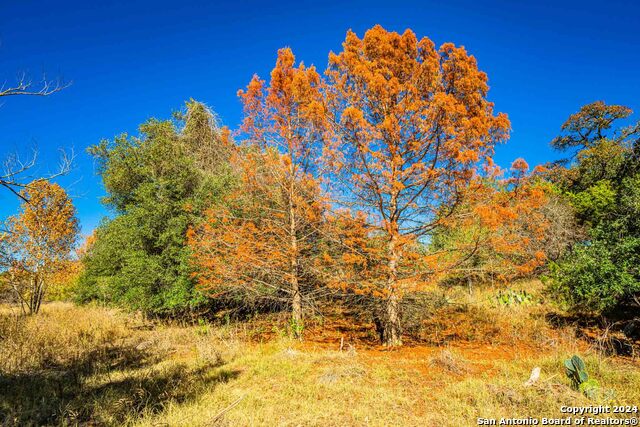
[0,302,242,425]
[1,284,639,426]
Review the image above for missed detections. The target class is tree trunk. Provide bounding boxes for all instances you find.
[28,274,45,315]
[384,292,402,346]
[34,276,45,314]
[288,160,302,340]
[291,273,302,339]
[9,271,27,315]
[290,219,302,337]
[382,234,402,346]
[29,276,37,315]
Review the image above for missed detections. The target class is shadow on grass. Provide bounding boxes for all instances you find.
[545,312,638,356]
[0,342,240,426]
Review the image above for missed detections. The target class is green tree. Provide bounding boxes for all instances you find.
[76,101,233,315]
[545,101,640,314]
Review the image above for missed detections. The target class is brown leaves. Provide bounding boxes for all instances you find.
[238,47,328,156]
[551,101,633,150]
[188,150,326,302]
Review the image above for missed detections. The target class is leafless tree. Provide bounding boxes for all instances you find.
[1,70,72,201]
[0,148,74,202]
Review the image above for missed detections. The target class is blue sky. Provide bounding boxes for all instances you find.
[1,0,639,235]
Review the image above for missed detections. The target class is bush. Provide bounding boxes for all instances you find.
[545,241,639,314]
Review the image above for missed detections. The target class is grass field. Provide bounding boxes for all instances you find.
[1,283,639,426]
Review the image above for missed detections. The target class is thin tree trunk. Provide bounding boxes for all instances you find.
[35,275,45,314]
[34,277,40,315]
[383,233,402,346]
[291,273,302,339]
[29,275,37,315]
[288,159,302,340]
[290,228,302,339]
[381,150,403,346]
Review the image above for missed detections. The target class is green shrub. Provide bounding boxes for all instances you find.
[545,241,639,314]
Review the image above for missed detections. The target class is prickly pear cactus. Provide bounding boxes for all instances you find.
[564,355,589,390]
[494,289,533,306]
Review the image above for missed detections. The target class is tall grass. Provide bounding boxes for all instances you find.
[1,292,638,426]
[0,303,240,425]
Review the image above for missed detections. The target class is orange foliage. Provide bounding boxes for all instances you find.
[190,26,548,347]
[2,180,79,313]
[321,25,510,344]
[433,161,552,282]
[191,48,328,333]
[48,232,96,299]
[188,150,325,308]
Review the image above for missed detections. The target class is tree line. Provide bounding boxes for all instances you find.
[2,25,639,346]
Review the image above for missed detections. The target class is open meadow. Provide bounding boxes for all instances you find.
[2,282,638,426]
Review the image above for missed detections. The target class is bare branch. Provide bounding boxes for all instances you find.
[0,72,71,98]
[0,147,75,202]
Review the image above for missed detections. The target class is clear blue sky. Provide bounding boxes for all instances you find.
[1,0,639,235]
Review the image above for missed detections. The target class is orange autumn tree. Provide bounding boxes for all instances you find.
[189,48,327,337]
[431,159,553,286]
[323,25,510,346]
[2,180,79,314]
[48,232,96,301]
